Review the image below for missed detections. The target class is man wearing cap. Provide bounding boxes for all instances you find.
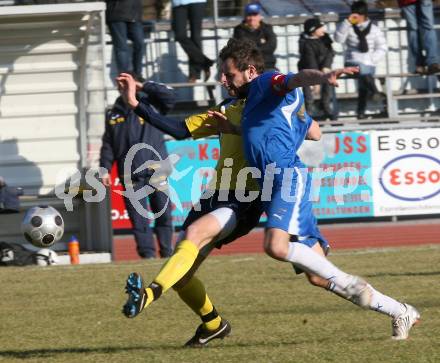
[298,18,336,120]
[233,2,277,70]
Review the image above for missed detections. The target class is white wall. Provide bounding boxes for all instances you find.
[0,3,106,195]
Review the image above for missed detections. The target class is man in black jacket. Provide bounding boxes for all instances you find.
[100,74,174,258]
[232,2,277,70]
[106,0,145,78]
[298,18,336,120]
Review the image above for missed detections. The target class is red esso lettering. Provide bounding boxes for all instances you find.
[334,135,367,154]
[389,168,440,185]
[357,135,367,153]
[380,154,440,201]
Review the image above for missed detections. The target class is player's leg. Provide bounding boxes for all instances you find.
[152,207,236,294]
[122,201,237,318]
[304,242,332,288]
[263,168,371,305]
[264,227,369,306]
[303,242,420,339]
[173,240,231,347]
[174,200,262,346]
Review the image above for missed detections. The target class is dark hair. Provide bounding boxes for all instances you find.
[351,1,368,16]
[219,38,265,74]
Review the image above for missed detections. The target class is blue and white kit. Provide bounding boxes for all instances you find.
[242,71,329,251]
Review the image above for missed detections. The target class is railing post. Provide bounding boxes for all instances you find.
[212,0,222,103]
[385,76,398,118]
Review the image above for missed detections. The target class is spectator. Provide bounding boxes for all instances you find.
[171,0,214,83]
[334,1,387,119]
[398,0,440,75]
[106,0,145,79]
[100,73,174,259]
[233,2,277,70]
[298,18,336,121]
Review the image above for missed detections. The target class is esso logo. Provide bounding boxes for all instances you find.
[379,154,440,201]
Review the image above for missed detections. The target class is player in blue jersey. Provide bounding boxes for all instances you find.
[213,38,420,340]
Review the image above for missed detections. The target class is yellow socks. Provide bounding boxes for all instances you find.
[143,240,222,332]
[176,275,222,331]
[153,240,199,293]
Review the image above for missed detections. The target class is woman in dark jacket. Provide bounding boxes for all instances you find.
[298,18,336,120]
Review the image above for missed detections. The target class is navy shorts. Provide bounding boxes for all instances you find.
[182,190,263,249]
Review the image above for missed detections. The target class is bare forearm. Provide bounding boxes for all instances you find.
[287,69,328,90]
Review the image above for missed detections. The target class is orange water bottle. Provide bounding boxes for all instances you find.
[68,236,80,265]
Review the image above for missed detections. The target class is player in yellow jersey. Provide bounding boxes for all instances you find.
[117,73,263,346]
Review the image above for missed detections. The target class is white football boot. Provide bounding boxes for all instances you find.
[392,303,420,340]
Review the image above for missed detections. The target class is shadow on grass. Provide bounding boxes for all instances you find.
[0,332,397,359]
[365,271,440,278]
[0,345,181,359]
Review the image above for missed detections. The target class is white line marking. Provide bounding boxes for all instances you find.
[231,257,255,263]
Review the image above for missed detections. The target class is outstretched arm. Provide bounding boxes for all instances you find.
[116,73,191,140]
[287,67,359,90]
[134,102,191,140]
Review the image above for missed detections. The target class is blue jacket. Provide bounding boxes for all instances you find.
[100,82,176,183]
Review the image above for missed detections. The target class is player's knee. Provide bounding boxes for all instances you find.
[184,224,205,247]
[263,230,289,260]
[263,239,286,260]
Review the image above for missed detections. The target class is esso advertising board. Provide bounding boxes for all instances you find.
[371,129,440,216]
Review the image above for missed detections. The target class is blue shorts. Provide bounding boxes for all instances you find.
[263,166,329,253]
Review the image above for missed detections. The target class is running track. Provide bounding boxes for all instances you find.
[113,220,439,261]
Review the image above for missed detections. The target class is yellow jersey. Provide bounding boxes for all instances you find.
[185,98,260,191]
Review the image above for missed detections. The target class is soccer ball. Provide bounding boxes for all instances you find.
[34,248,59,266]
[21,206,64,248]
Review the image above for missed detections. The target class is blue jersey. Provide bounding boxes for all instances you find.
[240,71,328,249]
[242,71,312,174]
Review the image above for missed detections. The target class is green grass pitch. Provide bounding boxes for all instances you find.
[1,245,439,363]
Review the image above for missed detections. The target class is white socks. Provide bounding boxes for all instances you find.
[287,242,406,318]
[367,285,406,317]
[286,242,354,290]
[328,283,406,318]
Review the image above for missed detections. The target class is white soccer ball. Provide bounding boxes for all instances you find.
[21,206,64,248]
[34,248,59,266]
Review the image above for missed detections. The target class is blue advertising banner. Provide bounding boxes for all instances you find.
[305,132,374,219]
[113,129,440,228]
[165,132,374,226]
